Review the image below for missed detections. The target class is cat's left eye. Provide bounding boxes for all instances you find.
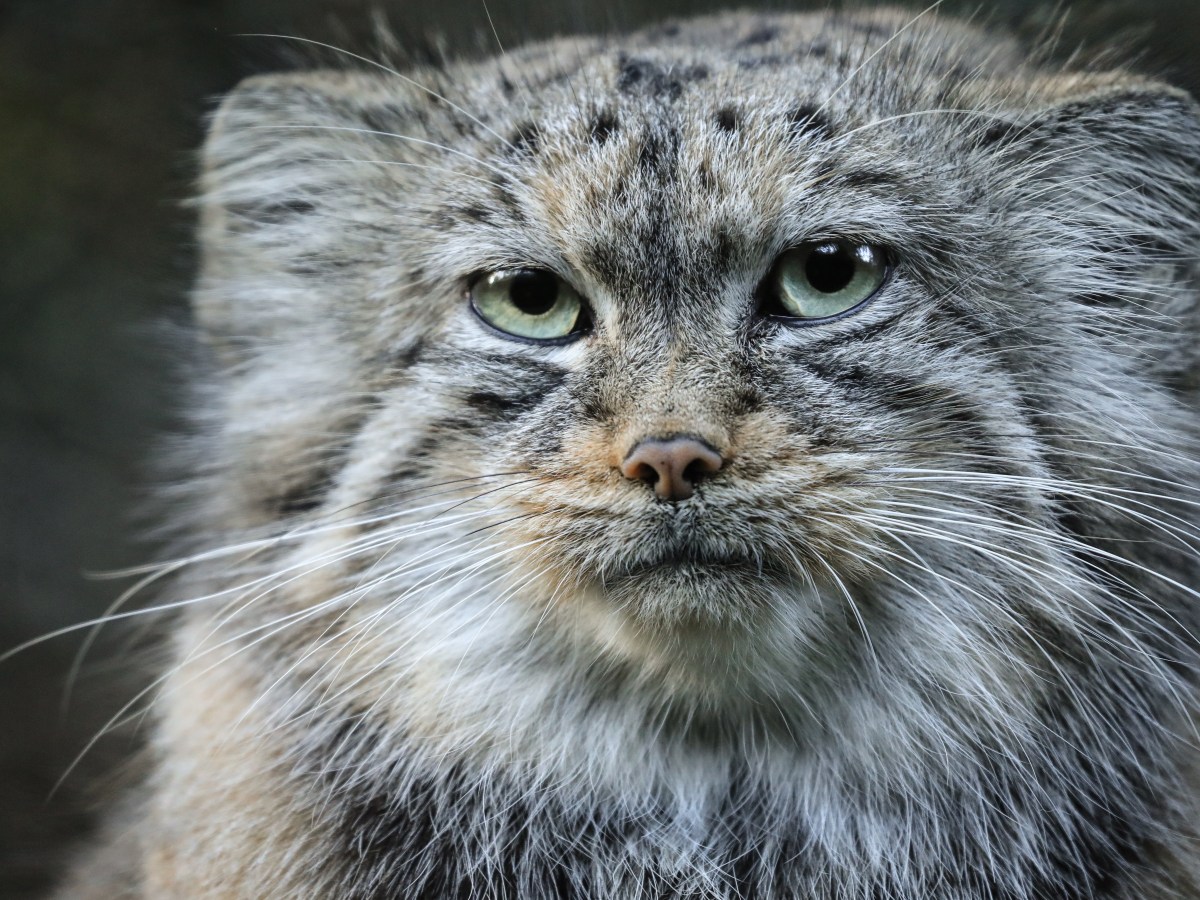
[469,269,589,342]
[763,241,889,322]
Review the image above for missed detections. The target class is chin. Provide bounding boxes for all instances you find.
[601,559,796,627]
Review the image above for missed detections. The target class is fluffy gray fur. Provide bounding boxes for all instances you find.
[58,7,1200,899]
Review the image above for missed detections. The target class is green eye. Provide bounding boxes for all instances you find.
[769,242,888,321]
[469,269,588,342]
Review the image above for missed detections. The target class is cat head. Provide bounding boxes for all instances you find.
[191,11,1200,720]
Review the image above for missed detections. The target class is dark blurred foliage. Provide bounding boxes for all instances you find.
[1,0,1198,895]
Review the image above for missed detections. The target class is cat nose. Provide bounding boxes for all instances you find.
[619,435,724,502]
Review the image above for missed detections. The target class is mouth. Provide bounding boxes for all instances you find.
[596,553,797,628]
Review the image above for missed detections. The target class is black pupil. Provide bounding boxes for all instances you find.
[804,245,857,294]
[509,270,559,315]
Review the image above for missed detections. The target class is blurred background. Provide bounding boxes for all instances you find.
[2,0,1198,895]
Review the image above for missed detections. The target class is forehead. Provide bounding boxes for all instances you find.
[438,28,909,285]
[466,10,1016,129]
[411,11,1017,321]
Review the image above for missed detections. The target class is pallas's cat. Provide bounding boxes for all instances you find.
[56,7,1200,899]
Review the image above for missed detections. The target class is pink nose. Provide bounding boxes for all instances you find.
[619,436,724,502]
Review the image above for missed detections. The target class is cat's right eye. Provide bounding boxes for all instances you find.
[469,269,589,342]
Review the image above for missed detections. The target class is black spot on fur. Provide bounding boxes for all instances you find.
[407,432,445,462]
[510,121,541,155]
[275,473,333,515]
[447,115,475,138]
[710,228,736,269]
[616,55,705,101]
[387,338,426,370]
[976,121,1024,149]
[359,105,408,134]
[836,170,899,188]
[617,55,656,92]
[715,107,738,133]
[739,25,779,46]
[786,104,833,139]
[461,204,493,223]
[498,74,515,97]
[737,55,785,70]
[846,19,895,39]
[590,111,618,144]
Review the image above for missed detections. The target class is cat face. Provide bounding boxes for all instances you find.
[194,11,1200,723]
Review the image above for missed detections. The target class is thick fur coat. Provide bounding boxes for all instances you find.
[57,8,1200,898]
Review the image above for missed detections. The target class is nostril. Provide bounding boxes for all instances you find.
[619,435,725,502]
[628,461,660,488]
[682,454,721,483]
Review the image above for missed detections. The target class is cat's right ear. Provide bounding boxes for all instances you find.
[195,71,415,368]
[192,72,430,520]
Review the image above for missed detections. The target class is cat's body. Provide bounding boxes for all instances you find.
[56,8,1200,898]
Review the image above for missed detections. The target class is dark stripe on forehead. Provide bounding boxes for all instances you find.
[489,174,526,221]
[637,125,681,174]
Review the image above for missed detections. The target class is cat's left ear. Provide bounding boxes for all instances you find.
[970,75,1200,385]
[971,73,1200,207]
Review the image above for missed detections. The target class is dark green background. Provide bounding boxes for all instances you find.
[2,1,1198,895]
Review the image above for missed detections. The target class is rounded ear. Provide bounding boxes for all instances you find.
[969,75,1200,390]
[962,74,1198,224]
[192,71,426,520]
[194,70,420,368]
[972,74,1200,174]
